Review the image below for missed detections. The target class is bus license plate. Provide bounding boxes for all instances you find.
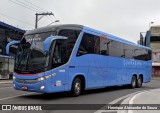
[22,86,28,90]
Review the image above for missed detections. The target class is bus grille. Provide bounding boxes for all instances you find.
[15,78,38,84]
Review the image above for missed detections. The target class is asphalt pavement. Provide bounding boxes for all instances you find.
[0,79,160,113]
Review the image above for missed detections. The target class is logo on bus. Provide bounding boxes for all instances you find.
[123,60,142,66]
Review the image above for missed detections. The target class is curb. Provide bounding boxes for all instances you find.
[0,81,12,84]
[152,77,160,80]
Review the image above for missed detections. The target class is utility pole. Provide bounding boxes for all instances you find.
[35,12,54,29]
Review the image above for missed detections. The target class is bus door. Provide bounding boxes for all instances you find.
[50,39,68,91]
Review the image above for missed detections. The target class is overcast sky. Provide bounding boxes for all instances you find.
[0,0,160,43]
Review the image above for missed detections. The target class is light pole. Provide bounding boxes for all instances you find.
[48,20,60,26]
[149,22,154,28]
[35,12,54,29]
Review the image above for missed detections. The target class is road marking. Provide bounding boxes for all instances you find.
[128,88,160,113]
[94,91,145,113]
[128,91,147,104]
[128,91,147,113]
[109,91,144,104]
[94,89,151,113]
[0,92,34,101]
[0,87,13,89]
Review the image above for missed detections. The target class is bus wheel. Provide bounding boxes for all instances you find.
[71,77,82,97]
[131,76,137,88]
[137,76,142,88]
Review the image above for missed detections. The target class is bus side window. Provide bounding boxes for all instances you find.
[124,44,133,59]
[109,40,124,58]
[77,33,100,56]
[133,48,148,61]
[58,29,80,58]
[100,38,110,56]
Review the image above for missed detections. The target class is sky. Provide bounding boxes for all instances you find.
[0,0,160,43]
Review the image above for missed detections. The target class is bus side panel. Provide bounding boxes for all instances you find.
[143,60,152,83]
[50,67,67,92]
[69,55,104,89]
[68,66,88,91]
[106,57,128,86]
[87,55,106,88]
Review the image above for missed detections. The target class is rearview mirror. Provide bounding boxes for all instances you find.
[44,35,68,52]
[6,41,20,55]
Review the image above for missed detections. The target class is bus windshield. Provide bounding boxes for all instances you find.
[14,32,56,73]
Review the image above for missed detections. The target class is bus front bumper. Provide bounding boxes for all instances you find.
[13,79,54,93]
[13,78,67,93]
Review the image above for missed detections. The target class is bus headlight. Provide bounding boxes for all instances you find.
[37,77,45,82]
[13,76,16,80]
[45,75,52,79]
[37,73,56,82]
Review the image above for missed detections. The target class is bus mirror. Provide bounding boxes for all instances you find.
[6,41,20,55]
[44,36,68,52]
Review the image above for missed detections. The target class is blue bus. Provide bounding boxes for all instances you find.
[6,24,152,96]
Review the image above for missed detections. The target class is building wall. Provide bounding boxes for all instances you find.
[0,23,24,79]
[150,26,160,76]
[151,42,160,63]
[0,30,24,55]
[152,66,160,76]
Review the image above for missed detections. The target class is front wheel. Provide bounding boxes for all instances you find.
[71,78,82,97]
[137,76,142,88]
[130,76,137,88]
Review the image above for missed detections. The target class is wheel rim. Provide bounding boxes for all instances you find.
[138,77,142,86]
[132,77,136,87]
[75,82,81,94]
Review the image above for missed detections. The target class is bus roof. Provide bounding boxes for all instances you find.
[25,24,151,50]
[25,24,83,35]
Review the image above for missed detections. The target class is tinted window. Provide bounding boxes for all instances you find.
[133,48,148,61]
[77,32,151,61]
[77,33,100,56]
[109,40,124,57]
[58,29,80,58]
[124,44,133,59]
[100,38,110,55]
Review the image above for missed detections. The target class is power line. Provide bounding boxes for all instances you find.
[49,15,56,20]
[22,0,58,22]
[0,11,34,27]
[9,0,39,12]
[15,0,40,12]
[46,16,54,22]
[23,0,48,12]
[9,0,59,28]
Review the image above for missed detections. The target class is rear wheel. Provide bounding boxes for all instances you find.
[137,76,142,88]
[130,76,137,88]
[71,77,82,96]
